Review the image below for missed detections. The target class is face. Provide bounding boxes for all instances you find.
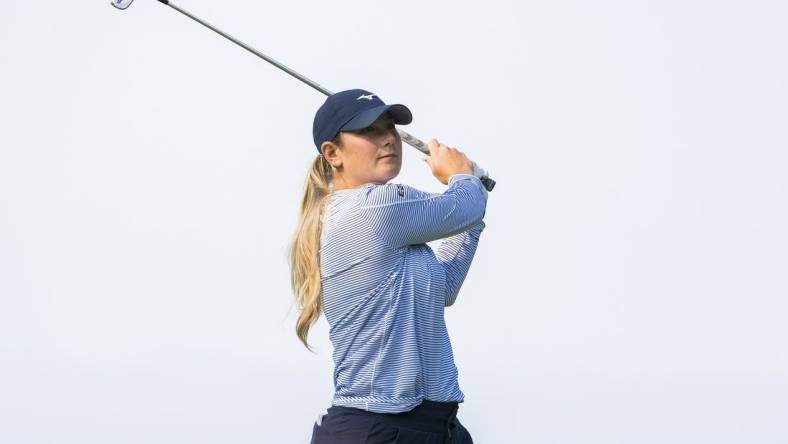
[321,113,402,189]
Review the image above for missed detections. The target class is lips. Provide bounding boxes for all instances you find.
[379,154,397,159]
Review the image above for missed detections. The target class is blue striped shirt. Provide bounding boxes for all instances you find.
[319,173,488,413]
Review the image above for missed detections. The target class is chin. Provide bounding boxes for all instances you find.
[384,168,401,182]
[375,164,400,180]
[377,175,397,184]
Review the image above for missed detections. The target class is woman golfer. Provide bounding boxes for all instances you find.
[289,89,487,443]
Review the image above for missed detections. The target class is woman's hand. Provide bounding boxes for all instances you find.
[422,138,474,185]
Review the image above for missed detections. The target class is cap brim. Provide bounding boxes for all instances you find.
[339,104,413,131]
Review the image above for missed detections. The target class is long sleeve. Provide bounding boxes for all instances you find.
[434,220,486,307]
[321,173,487,412]
[359,174,487,249]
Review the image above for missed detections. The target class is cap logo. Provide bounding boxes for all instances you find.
[357,93,376,101]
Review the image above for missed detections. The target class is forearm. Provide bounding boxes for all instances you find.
[435,220,486,306]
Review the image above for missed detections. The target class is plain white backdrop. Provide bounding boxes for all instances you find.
[1,0,786,442]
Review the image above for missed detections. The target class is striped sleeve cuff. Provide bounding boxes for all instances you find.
[448,173,488,200]
[448,173,478,184]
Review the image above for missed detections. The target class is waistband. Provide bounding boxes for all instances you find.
[326,399,460,433]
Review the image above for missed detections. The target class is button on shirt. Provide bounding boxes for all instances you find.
[319,173,488,413]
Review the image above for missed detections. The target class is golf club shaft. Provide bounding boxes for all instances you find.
[156,0,496,191]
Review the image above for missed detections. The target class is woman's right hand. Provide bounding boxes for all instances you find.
[422,138,474,185]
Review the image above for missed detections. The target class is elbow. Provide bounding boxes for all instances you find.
[469,201,486,228]
[470,185,487,225]
[476,204,487,225]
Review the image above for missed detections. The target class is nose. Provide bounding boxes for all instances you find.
[381,128,398,147]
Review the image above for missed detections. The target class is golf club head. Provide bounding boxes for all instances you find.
[110,0,134,9]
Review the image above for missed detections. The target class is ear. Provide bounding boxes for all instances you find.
[321,140,343,169]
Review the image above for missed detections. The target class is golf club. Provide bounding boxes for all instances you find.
[111,0,496,191]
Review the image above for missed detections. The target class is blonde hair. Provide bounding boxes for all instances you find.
[288,137,339,352]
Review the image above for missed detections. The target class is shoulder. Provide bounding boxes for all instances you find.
[360,182,434,207]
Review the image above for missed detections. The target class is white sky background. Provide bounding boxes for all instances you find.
[1,0,787,442]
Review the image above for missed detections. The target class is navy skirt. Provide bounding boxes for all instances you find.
[310,400,473,443]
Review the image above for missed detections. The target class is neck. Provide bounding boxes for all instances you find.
[332,175,384,192]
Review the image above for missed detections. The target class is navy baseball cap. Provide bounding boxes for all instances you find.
[313,88,413,154]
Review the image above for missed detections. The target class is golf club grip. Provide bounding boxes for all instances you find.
[397,129,496,192]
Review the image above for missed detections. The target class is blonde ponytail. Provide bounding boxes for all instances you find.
[288,151,334,352]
